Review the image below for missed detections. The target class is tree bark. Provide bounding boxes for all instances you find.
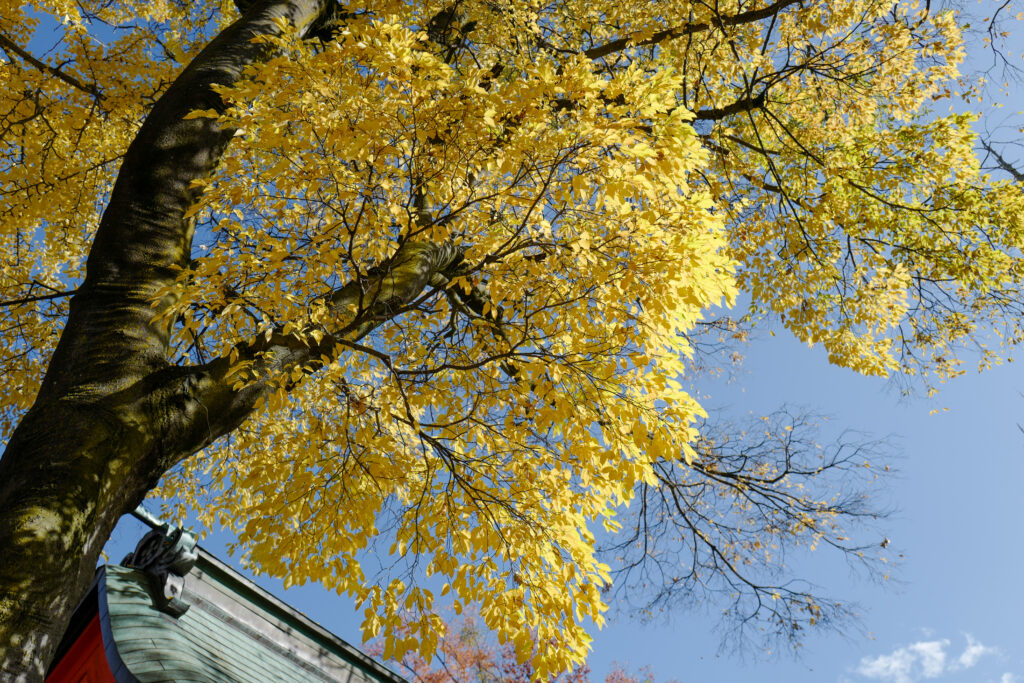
[0,1,455,678]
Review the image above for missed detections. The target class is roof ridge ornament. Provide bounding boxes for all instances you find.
[122,508,199,617]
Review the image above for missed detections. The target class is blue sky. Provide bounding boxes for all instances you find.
[580,328,1024,682]
[104,321,1024,683]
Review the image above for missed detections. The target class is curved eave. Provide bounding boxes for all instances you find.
[95,561,405,683]
[95,566,140,683]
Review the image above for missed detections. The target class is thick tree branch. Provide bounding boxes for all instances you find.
[35,0,335,403]
[694,89,768,120]
[551,86,768,130]
[582,0,804,60]
[160,240,465,460]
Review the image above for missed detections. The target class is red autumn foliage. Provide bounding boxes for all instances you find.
[369,615,667,683]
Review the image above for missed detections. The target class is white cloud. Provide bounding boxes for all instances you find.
[910,640,948,678]
[855,634,998,683]
[857,639,949,683]
[1000,674,1018,683]
[952,635,997,670]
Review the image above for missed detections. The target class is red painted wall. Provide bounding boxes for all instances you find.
[45,613,116,683]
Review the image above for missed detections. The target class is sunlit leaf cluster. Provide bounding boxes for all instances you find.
[156,7,734,673]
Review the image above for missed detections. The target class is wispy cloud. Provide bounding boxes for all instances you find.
[854,634,998,683]
[954,635,997,669]
[856,639,948,683]
[1000,674,1018,683]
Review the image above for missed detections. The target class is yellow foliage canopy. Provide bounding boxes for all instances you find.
[1,0,1021,675]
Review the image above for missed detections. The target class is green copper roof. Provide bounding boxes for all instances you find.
[98,559,405,683]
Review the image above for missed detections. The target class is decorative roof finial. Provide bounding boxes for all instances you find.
[122,507,198,617]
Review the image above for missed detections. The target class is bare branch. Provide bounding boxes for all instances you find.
[603,408,894,650]
[981,140,1024,182]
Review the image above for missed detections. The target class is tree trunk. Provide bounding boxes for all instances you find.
[0,0,468,667]
[0,0,334,678]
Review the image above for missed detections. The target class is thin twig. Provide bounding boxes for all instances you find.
[0,33,104,101]
[0,288,77,308]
